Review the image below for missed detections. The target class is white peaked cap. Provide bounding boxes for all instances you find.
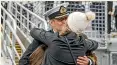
[43,2,69,17]
[67,11,95,33]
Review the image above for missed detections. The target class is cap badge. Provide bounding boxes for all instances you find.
[60,6,67,14]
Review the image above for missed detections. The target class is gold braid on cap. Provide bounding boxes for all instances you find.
[60,6,67,15]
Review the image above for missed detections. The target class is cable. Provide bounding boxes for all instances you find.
[65,36,77,65]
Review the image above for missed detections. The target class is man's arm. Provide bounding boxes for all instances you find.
[19,39,43,65]
[85,39,98,51]
[84,39,98,65]
[78,34,97,65]
[80,33,98,51]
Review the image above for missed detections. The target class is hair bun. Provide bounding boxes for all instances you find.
[85,11,96,21]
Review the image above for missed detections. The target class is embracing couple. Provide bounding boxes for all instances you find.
[19,3,98,65]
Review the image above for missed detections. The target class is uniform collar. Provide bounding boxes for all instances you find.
[53,32,79,44]
[66,32,77,40]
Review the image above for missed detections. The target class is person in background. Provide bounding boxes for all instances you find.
[108,5,117,31]
[114,5,117,31]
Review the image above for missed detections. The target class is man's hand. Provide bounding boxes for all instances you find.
[77,56,89,65]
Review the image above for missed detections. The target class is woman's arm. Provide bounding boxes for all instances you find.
[30,28,55,46]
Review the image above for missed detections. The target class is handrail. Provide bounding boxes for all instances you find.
[8,2,49,44]
[7,46,16,65]
[1,4,16,31]
[5,20,26,52]
[1,5,26,65]
[1,6,26,52]
[16,2,48,30]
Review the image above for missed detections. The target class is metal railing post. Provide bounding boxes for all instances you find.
[104,1,109,49]
[20,7,23,30]
[27,12,29,36]
[1,6,26,65]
